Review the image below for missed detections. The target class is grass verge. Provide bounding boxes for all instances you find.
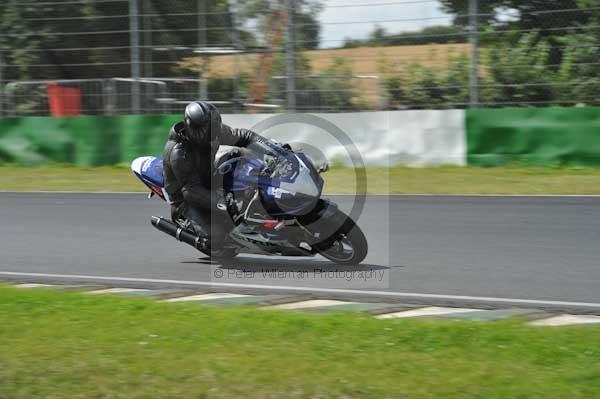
[0,286,599,399]
[2,164,600,194]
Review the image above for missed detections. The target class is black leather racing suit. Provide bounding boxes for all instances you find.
[162,121,268,249]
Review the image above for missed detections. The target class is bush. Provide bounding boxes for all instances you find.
[379,27,600,108]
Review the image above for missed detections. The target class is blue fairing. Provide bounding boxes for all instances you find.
[223,152,323,217]
[134,151,323,217]
[231,157,268,191]
[139,157,165,187]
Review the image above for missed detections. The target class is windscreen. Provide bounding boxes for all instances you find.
[279,155,319,198]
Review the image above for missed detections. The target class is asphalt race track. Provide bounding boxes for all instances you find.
[1,193,599,312]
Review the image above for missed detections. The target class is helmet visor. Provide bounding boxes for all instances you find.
[185,118,210,143]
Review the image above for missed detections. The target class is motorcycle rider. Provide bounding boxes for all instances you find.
[162,101,282,253]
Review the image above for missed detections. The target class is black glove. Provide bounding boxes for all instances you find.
[226,148,243,159]
[281,143,292,151]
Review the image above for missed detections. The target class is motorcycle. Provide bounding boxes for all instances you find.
[131,144,368,265]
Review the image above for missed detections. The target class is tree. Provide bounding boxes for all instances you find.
[239,0,322,51]
[439,0,588,28]
[440,0,599,48]
[0,1,41,80]
[263,53,362,111]
[293,2,322,50]
[485,33,556,105]
[342,25,466,48]
[441,0,600,103]
[555,26,600,105]
[369,26,388,46]
[0,0,246,81]
[377,49,473,109]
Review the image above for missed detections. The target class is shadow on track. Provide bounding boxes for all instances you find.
[183,256,393,272]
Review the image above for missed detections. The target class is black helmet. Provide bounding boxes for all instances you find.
[183,101,222,145]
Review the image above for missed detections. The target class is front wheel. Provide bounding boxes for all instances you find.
[315,211,368,265]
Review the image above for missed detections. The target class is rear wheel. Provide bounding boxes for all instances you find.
[315,211,368,265]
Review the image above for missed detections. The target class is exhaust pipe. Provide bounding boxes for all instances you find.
[151,216,204,251]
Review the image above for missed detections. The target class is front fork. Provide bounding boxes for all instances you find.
[296,199,340,251]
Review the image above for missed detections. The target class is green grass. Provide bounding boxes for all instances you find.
[1,164,600,194]
[0,286,599,399]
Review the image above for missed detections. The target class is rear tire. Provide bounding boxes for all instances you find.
[315,211,368,265]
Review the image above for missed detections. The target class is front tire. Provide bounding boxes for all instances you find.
[315,211,368,265]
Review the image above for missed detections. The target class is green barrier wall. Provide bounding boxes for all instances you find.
[467,107,600,167]
[0,115,179,166]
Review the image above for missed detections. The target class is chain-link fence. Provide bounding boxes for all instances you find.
[0,0,599,115]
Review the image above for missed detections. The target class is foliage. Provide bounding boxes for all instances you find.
[308,57,364,110]
[0,1,41,80]
[379,29,600,108]
[378,0,600,108]
[343,25,467,48]
[0,0,238,80]
[0,0,320,82]
[268,53,362,111]
[555,27,600,104]
[439,0,590,28]
[378,49,473,109]
[3,0,600,110]
[485,33,555,106]
[238,0,322,51]
[480,27,600,106]
[440,0,600,64]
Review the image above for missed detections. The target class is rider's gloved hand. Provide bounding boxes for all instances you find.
[227,148,242,158]
[271,140,292,152]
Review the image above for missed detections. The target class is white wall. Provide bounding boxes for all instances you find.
[223,110,467,167]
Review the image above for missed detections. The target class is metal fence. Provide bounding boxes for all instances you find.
[0,0,599,115]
